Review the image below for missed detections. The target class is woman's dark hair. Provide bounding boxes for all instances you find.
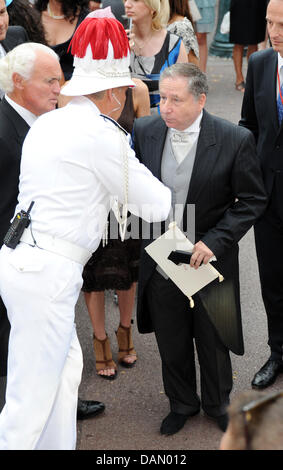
[7,0,47,44]
[34,0,89,22]
[169,0,194,25]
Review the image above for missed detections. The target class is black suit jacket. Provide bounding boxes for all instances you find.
[0,98,30,245]
[0,99,30,377]
[0,26,29,378]
[1,26,29,53]
[239,48,283,198]
[133,110,267,355]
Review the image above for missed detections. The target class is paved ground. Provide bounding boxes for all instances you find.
[74,51,283,452]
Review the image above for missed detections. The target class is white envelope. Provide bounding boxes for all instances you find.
[145,222,224,307]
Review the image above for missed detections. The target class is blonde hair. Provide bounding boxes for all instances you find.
[143,0,170,30]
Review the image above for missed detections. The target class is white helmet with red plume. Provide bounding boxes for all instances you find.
[61,10,135,96]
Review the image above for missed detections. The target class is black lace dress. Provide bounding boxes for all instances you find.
[82,89,142,292]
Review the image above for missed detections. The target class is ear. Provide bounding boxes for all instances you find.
[199,93,206,109]
[12,72,25,90]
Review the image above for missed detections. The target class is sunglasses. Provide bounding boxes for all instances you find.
[241,390,283,450]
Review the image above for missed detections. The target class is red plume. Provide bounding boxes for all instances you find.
[68,17,130,60]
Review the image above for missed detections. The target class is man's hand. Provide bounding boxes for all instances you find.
[190,241,214,269]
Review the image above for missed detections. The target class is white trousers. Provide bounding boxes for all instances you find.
[0,244,84,450]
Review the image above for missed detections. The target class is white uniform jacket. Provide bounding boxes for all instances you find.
[15,96,171,252]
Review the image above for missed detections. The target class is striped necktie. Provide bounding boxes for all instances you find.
[277,67,283,126]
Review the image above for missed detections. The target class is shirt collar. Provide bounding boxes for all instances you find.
[278,52,283,71]
[5,95,38,127]
[0,43,6,59]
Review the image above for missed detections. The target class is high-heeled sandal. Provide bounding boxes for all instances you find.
[93,335,117,380]
[115,323,137,368]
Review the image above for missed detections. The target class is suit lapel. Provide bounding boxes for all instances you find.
[186,110,217,203]
[1,27,23,53]
[1,33,13,53]
[1,38,10,53]
[145,118,167,179]
[1,98,30,139]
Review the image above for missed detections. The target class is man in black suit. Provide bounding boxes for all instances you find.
[240,0,283,390]
[0,0,29,409]
[0,41,105,420]
[133,63,267,436]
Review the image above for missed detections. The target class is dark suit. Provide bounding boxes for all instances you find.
[1,26,29,54]
[0,26,29,383]
[133,110,267,416]
[0,100,30,378]
[240,48,283,360]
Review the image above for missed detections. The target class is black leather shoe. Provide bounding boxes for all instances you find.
[77,398,105,420]
[206,412,229,432]
[251,360,283,390]
[160,410,199,436]
[215,413,228,432]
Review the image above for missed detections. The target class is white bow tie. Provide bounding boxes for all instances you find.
[170,131,191,143]
[170,131,194,165]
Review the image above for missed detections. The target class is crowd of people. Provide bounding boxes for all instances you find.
[0,0,283,452]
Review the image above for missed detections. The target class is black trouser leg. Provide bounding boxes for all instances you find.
[254,208,283,361]
[0,296,9,377]
[0,296,9,412]
[0,375,7,412]
[145,272,200,415]
[145,271,232,416]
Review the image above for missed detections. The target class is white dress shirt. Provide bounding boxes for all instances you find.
[277,53,283,96]
[16,96,171,253]
[5,95,38,127]
[0,44,5,59]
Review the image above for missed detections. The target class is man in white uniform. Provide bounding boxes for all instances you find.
[0,41,106,421]
[0,14,171,450]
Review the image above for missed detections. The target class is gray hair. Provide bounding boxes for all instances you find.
[0,42,59,94]
[160,63,209,100]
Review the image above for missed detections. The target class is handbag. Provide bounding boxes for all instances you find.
[220,11,230,35]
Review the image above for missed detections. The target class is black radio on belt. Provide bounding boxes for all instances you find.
[3,201,34,249]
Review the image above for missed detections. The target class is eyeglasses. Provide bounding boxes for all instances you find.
[241,390,283,450]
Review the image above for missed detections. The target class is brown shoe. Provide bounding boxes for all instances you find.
[93,335,117,380]
[116,323,137,368]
